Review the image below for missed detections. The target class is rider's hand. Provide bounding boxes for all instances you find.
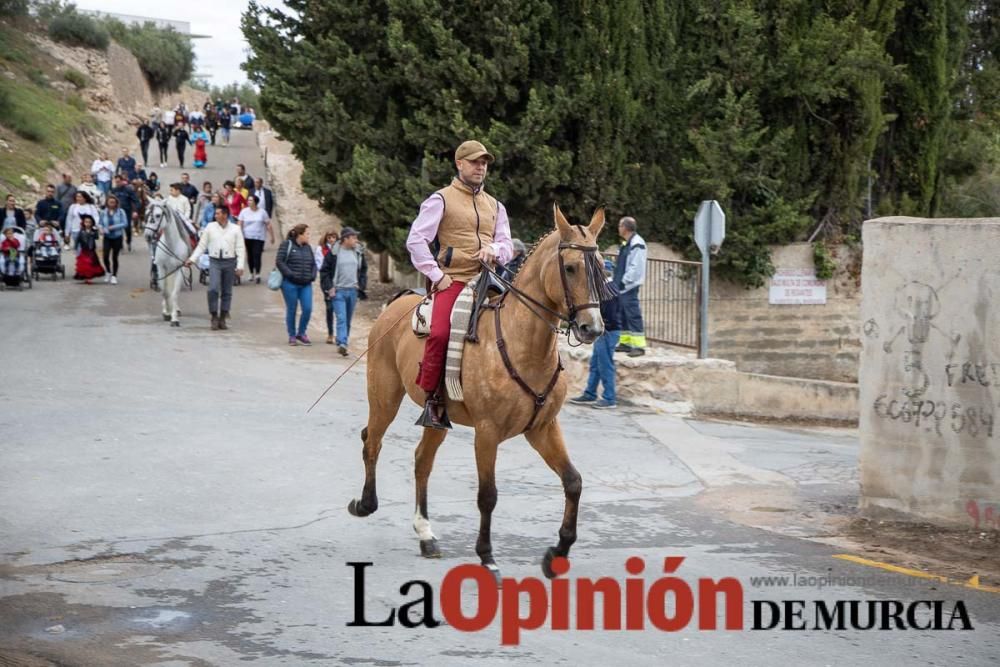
[184,259,193,267]
[475,245,496,263]
[433,274,453,293]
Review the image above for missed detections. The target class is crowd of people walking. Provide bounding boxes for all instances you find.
[6,128,649,383]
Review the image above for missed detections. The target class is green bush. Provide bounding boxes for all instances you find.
[67,93,87,112]
[105,20,194,93]
[63,68,88,89]
[812,242,837,281]
[0,82,47,141]
[48,13,110,50]
[27,68,48,87]
[0,0,30,16]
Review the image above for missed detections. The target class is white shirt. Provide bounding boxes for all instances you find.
[66,203,99,234]
[237,206,270,241]
[166,194,192,222]
[91,159,114,183]
[78,182,102,207]
[189,221,246,270]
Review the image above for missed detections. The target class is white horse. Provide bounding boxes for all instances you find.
[144,199,193,327]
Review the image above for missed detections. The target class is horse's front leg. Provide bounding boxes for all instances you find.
[159,269,170,321]
[473,431,502,585]
[523,418,582,578]
[169,272,182,326]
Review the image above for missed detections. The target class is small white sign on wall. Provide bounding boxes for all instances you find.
[769,268,827,305]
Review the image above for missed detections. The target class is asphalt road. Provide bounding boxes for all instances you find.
[1,132,998,666]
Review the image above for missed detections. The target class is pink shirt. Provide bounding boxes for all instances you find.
[405,191,513,284]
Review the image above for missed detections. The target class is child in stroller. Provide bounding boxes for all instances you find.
[32,221,64,279]
[1,227,28,288]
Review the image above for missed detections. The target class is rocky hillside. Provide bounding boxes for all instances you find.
[0,19,157,199]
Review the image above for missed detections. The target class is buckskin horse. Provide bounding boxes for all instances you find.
[349,205,613,581]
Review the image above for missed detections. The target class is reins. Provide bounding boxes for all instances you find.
[307,230,615,423]
[144,204,192,282]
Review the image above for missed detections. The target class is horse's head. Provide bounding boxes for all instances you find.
[531,204,612,344]
[143,199,168,242]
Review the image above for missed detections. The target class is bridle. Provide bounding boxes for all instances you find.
[473,233,616,432]
[144,201,191,281]
[481,238,612,346]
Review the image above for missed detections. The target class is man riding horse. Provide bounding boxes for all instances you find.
[405,140,513,430]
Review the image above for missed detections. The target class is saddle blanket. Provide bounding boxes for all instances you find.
[409,279,478,403]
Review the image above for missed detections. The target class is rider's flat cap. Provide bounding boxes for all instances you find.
[455,140,495,163]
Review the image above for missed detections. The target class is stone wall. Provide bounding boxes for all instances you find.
[708,244,861,383]
[560,343,859,424]
[106,41,153,117]
[858,216,1000,529]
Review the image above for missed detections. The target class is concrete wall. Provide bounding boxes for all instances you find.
[560,344,858,424]
[859,216,1000,530]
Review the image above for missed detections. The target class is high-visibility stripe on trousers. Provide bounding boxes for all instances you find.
[619,286,645,349]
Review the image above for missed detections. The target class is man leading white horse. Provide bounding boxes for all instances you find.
[185,206,246,331]
[144,198,194,327]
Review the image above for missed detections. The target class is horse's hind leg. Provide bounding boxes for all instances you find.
[523,418,582,579]
[348,367,405,518]
[413,428,448,558]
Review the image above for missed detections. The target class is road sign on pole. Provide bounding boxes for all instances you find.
[694,200,726,256]
[694,201,726,358]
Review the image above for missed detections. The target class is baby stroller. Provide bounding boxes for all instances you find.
[31,230,65,281]
[1,227,32,291]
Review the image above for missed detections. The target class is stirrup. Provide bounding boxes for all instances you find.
[415,395,452,430]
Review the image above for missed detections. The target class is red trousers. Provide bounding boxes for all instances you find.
[416,280,466,392]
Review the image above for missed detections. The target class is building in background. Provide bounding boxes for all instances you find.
[77,10,192,34]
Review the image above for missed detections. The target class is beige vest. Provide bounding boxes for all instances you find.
[434,178,499,283]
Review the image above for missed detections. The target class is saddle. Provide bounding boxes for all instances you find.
[406,267,507,341]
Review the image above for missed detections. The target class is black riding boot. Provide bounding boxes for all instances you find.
[415,391,452,430]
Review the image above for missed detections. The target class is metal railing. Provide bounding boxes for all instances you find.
[604,252,702,349]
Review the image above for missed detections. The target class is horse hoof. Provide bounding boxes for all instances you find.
[171,321,180,327]
[348,498,376,517]
[484,563,502,588]
[162,314,170,321]
[541,547,561,579]
[419,538,441,559]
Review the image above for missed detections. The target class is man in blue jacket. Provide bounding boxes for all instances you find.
[612,216,647,357]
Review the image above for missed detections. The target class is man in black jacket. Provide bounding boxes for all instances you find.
[35,184,64,232]
[173,125,190,168]
[136,120,154,165]
[111,175,139,251]
[253,178,274,218]
[235,164,254,196]
[179,173,199,206]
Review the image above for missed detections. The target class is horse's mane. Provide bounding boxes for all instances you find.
[511,224,588,279]
[510,229,556,281]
